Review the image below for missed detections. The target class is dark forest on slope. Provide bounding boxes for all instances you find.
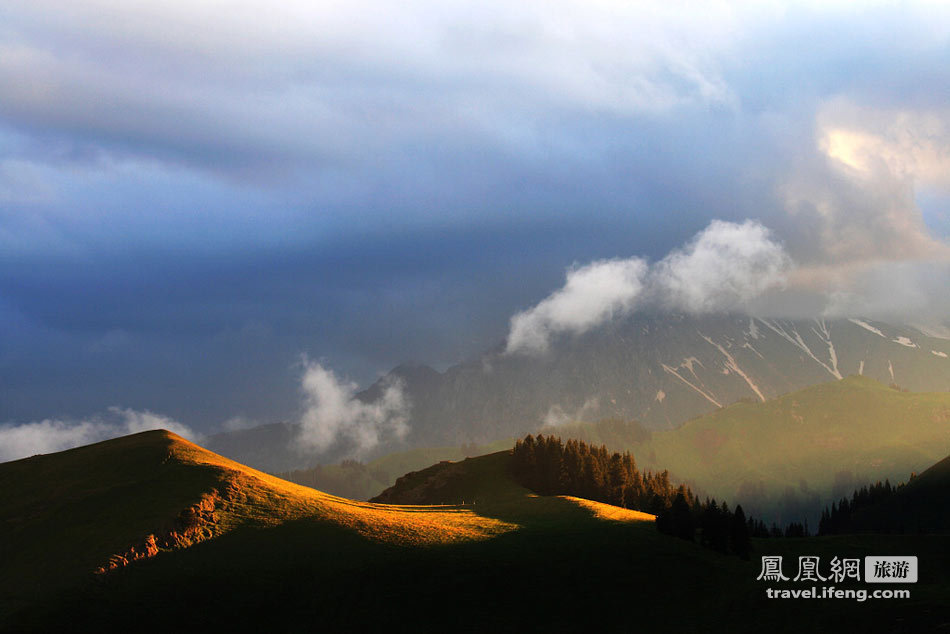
[819,454,950,535]
[510,434,773,558]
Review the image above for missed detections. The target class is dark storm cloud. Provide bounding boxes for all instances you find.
[1,1,949,431]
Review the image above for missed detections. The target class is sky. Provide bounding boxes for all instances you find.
[2,1,950,444]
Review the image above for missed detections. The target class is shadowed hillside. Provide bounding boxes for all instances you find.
[372,451,656,531]
[277,438,514,501]
[5,430,950,633]
[0,430,517,624]
[640,376,950,521]
[820,453,950,535]
[0,431,723,632]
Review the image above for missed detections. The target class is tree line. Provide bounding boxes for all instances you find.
[818,479,898,535]
[511,434,761,558]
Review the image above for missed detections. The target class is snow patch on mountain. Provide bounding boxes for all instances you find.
[661,362,722,408]
[813,319,840,378]
[742,341,765,359]
[893,336,918,348]
[758,319,843,379]
[700,333,766,402]
[849,318,886,338]
[746,318,760,340]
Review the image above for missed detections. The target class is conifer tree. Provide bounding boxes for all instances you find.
[730,505,751,559]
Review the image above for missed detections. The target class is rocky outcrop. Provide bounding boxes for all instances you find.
[94,490,223,574]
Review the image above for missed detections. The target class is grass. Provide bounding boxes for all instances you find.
[372,450,658,533]
[550,376,950,522]
[0,430,656,631]
[651,377,950,512]
[4,427,949,632]
[0,431,519,621]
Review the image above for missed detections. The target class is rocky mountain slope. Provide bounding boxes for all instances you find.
[377,315,950,445]
[209,315,950,470]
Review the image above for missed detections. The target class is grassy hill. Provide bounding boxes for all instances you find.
[0,430,518,624]
[371,451,656,531]
[4,428,950,632]
[0,430,674,632]
[548,376,950,523]
[276,438,513,501]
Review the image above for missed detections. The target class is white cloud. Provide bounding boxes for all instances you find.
[220,416,259,432]
[505,219,791,354]
[781,99,950,265]
[505,258,649,354]
[543,397,600,428]
[296,360,410,456]
[0,407,198,463]
[113,407,195,437]
[820,100,950,191]
[652,219,791,313]
[774,98,950,320]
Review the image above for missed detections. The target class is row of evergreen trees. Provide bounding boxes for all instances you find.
[818,479,900,535]
[512,434,682,513]
[511,434,761,558]
[658,496,811,544]
[655,493,752,557]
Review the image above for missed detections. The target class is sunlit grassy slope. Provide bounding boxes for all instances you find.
[0,430,658,629]
[2,434,732,633]
[0,431,517,616]
[372,450,656,530]
[3,429,949,632]
[551,376,950,520]
[646,377,950,512]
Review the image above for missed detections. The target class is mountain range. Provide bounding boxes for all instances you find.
[208,315,950,472]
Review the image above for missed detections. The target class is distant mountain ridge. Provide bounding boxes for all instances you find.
[209,314,950,471]
[204,422,298,473]
[372,315,950,445]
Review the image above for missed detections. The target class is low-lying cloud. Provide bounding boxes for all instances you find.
[296,360,410,457]
[506,258,648,354]
[0,407,197,463]
[819,260,950,322]
[505,219,791,354]
[542,397,600,428]
[653,220,792,313]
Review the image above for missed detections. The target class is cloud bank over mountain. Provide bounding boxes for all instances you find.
[506,258,649,354]
[296,360,410,457]
[506,220,792,354]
